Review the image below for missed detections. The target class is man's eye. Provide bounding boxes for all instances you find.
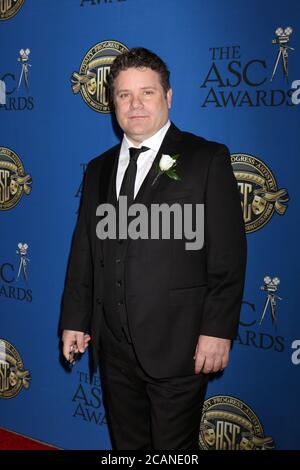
[119,93,129,99]
[144,90,154,95]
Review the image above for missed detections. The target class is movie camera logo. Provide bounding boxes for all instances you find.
[0,147,32,210]
[200,27,296,108]
[259,276,282,328]
[270,27,294,83]
[72,370,107,426]
[0,0,24,20]
[272,29,300,102]
[0,48,34,111]
[71,40,128,113]
[199,396,275,450]
[16,242,30,281]
[238,274,284,353]
[231,153,289,233]
[0,339,31,399]
[0,242,32,302]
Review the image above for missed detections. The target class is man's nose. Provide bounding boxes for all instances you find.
[130,94,143,109]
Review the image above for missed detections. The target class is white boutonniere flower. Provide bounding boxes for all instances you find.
[152,154,181,186]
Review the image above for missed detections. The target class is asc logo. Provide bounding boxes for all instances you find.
[0,147,32,210]
[71,40,128,113]
[0,339,31,399]
[0,0,24,20]
[199,395,275,450]
[231,153,289,233]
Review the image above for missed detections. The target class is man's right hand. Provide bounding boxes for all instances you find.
[62,330,91,362]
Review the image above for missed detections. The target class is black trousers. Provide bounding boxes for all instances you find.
[99,317,209,450]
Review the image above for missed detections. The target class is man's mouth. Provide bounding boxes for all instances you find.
[128,115,148,119]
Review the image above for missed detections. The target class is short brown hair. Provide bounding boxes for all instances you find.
[107,47,171,101]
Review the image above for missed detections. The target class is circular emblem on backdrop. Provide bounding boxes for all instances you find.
[199,395,275,450]
[0,339,31,399]
[0,0,25,20]
[71,40,129,113]
[231,153,289,233]
[0,147,32,210]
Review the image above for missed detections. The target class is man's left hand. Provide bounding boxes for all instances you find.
[193,335,231,374]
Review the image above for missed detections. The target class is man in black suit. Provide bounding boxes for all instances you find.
[61,48,246,450]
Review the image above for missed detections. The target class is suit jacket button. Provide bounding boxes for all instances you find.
[96,298,102,305]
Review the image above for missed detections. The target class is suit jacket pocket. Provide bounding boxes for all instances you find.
[169,284,207,306]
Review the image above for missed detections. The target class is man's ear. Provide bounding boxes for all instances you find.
[167,88,173,109]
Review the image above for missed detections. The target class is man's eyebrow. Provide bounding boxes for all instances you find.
[117,86,157,91]
[116,86,158,94]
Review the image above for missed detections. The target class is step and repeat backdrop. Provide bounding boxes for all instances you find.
[1,0,299,450]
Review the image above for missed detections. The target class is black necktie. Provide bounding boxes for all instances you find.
[119,146,149,205]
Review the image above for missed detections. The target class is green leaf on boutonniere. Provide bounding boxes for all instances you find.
[166,169,181,181]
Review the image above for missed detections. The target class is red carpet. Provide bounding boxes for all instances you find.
[0,428,59,450]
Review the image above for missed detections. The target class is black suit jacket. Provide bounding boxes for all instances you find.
[60,123,247,378]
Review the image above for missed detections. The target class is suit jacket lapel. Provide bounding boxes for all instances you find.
[98,145,120,206]
[96,145,120,260]
[134,122,183,205]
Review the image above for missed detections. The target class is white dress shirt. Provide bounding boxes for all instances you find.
[116,120,171,199]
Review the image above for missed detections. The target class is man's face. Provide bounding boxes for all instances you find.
[113,67,172,145]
